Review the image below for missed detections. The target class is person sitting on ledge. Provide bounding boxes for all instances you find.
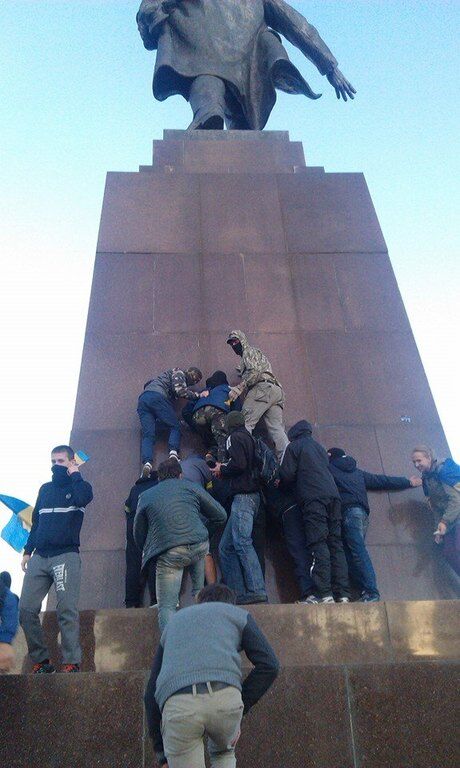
[412,445,460,576]
[133,458,227,631]
[137,365,203,477]
[280,421,350,604]
[225,330,288,460]
[144,583,279,768]
[327,448,422,602]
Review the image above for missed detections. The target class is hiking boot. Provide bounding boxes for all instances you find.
[336,597,350,603]
[61,663,80,673]
[141,461,153,479]
[32,661,55,674]
[359,592,380,603]
[169,450,180,461]
[319,596,335,604]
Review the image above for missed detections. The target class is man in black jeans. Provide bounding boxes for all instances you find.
[124,469,159,608]
[280,421,349,604]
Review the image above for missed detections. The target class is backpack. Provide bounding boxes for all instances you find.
[252,436,280,488]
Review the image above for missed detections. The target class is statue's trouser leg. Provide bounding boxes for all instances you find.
[187,75,226,130]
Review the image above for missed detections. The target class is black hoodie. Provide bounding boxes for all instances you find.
[125,473,159,516]
[280,421,339,505]
[328,455,411,513]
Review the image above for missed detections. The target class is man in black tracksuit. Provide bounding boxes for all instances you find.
[280,421,349,603]
[124,470,159,608]
[328,447,421,602]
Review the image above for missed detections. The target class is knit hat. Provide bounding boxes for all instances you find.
[206,370,229,389]
[225,411,245,432]
[327,447,346,460]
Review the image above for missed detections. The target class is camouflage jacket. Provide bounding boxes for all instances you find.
[143,368,199,402]
[227,330,281,398]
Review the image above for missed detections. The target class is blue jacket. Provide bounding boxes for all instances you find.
[192,384,231,414]
[24,469,93,557]
[329,455,410,513]
[0,588,19,644]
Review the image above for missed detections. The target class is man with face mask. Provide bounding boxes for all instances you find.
[19,445,93,673]
[226,331,288,460]
[138,366,203,478]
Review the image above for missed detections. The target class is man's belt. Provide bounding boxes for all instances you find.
[171,681,230,696]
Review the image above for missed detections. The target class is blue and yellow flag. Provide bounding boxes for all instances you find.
[1,514,29,552]
[0,494,34,529]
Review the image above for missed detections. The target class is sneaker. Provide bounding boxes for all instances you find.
[141,461,153,479]
[168,450,180,461]
[297,594,320,604]
[319,596,335,604]
[32,661,55,674]
[61,663,80,673]
[336,597,350,603]
[359,593,380,603]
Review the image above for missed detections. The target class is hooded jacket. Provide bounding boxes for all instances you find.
[125,473,159,517]
[328,455,411,513]
[24,468,93,557]
[279,420,338,505]
[227,330,280,397]
[220,424,260,495]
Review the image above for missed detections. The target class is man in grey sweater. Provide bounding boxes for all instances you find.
[134,458,227,630]
[144,583,279,768]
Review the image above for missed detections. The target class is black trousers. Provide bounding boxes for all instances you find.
[125,514,156,607]
[301,499,349,598]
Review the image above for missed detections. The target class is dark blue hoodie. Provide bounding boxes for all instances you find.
[280,421,339,505]
[328,455,410,513]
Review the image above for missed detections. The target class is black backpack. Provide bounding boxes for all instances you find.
[252,436,280,488]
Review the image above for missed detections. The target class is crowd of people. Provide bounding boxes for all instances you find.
[1,329,459,765]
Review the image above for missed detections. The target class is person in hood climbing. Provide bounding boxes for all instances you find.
[328,448,421,602]
[189,370,236,463]
[412,445,460,576]
[225,330,288,460]
[19,445,93,673]
[280,421,350,604]
[124,467,159,608]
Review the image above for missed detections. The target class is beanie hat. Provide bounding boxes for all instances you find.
[327,447,346,460]
[225,411,246,431]
[206,370,229,389]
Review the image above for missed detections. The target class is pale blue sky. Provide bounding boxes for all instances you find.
[1,1,459,590]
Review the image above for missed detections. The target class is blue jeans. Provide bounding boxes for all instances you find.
[342,505,379,598]
[155,541,209,631]
[137,391,181,463]
[218,493,267,600]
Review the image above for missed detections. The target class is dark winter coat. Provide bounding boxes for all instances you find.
[137,0,338,129]
[328,455,411,514]
[133,478,227,570]
[220,425,260,496]
[125,474,159,517]
[279,421,338,506]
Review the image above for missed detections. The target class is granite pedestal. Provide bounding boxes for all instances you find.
[69,130,454,608]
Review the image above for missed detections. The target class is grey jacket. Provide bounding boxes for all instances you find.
[133,478,227,569]
[144,368,198,402]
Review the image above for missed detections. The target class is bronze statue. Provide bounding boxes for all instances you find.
[137,0,356,130]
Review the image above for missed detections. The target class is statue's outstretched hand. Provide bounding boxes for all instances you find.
[327,68,356,101]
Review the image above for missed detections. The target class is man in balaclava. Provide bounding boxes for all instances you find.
[19,445,93,673]
[226,331,288,459]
